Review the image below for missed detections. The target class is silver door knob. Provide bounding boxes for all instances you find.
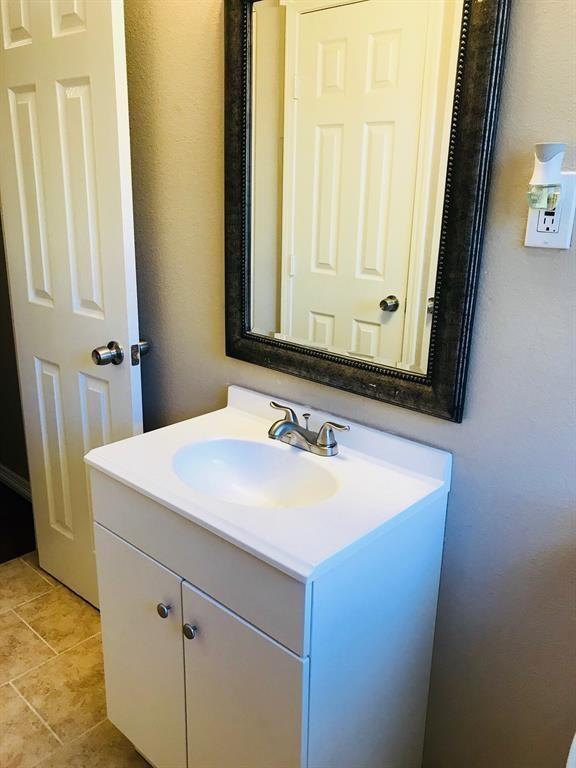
[156,603,171,619]
[92,341,124,366]
[183,623,198,640]
[379,296,399,312]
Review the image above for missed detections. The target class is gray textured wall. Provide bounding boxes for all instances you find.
[122,2,575,766]
[0,219,28,479]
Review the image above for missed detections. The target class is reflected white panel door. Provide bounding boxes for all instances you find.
[183,580,309,768]
[285,1,429,366]
[0,0,141,604]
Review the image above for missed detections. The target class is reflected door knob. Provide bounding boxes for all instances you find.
[183,623,198,640]
[92,341,124,366]
[379,296,400,312]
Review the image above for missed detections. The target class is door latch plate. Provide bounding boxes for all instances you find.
[131,340,151,366]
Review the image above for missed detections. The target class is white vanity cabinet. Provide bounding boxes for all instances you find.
[92,471,447,768]
[96,523,308,768]
[88,386,451,768]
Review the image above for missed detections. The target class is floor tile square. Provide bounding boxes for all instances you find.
[16,586,101,653]
[0,558,54,614]
[0,683,60,768]
[0,611,55,685]
[13,634,106,743]
[36,719,150,767]
[21,552,60,588]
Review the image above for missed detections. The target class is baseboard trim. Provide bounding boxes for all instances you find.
[0,464,31,501]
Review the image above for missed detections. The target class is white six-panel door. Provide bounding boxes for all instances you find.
[0,0,142,603]
[283,0,430,366]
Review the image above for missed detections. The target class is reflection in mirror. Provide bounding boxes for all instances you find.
[250,0,463,374]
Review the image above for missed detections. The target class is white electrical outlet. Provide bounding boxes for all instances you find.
[536,209,561,234]
[525,171,576,249]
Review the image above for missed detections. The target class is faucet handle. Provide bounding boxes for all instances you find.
[317,421,350,448]
[270,401,299,424]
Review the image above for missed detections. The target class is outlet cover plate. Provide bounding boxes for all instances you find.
[525,171,576,249]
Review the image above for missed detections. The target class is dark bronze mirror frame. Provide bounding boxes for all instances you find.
[225,0,511,422]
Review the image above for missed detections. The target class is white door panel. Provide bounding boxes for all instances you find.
[284,0,430,365]
[183,580,309,768]
[0,0,141,603]
[95,525,187,768]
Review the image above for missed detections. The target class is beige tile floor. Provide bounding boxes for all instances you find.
[0,552,150,768]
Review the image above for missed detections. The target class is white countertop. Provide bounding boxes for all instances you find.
[85,386,452,582]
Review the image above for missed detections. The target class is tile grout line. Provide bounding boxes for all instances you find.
[18,555,58,589]
[49,628,102,657]
[62,716,109,744]
[29,717,112,768]
[9,681,64,746]
[0,586,55,617]
[10,631,103,684]
[11,610,60,656]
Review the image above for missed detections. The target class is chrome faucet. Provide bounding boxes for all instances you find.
[267,402,349,457]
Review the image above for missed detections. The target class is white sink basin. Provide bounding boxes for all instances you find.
[173,438,338,508]
[85,386,451,580]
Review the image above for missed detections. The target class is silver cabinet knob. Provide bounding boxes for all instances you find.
[379,296,399,312]
[92,341,124,366]
[183,623,198,640]
[427,297,435,314]
[156,603,171,619]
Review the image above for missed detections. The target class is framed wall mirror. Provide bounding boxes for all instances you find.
[225,0,510,422]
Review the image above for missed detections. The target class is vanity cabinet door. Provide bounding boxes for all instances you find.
[95,525,187,768]
[182,581,309,768]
